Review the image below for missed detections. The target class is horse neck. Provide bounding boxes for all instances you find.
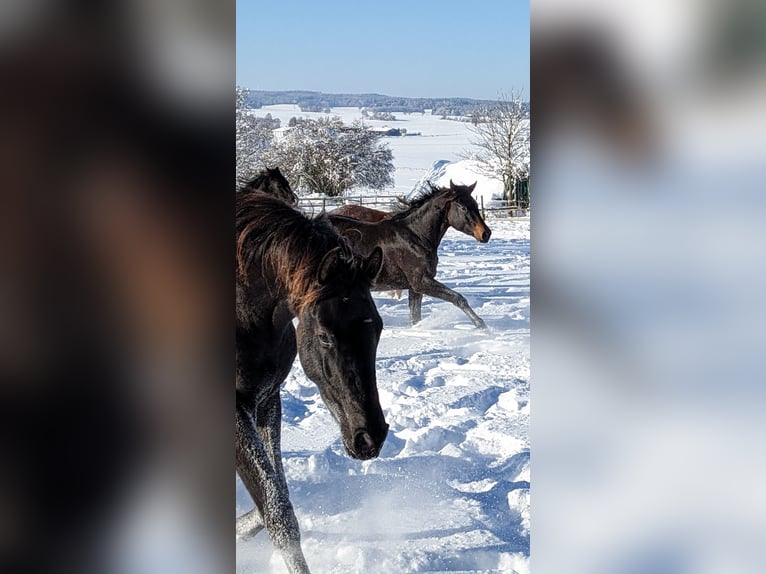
[402,198,451,247]
[244,250,307,322]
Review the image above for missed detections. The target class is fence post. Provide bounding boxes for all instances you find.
[322,197,326,213]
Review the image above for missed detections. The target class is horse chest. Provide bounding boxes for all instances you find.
[236,321,296,406]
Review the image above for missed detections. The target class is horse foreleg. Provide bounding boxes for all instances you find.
[256,393,287,482]
[236,404,311,574]
[408,291,423,325]
[248,392,295,542]
[412,277,487,329]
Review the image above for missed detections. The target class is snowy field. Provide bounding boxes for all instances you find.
[237,106,530,573]
[248,104,478,195]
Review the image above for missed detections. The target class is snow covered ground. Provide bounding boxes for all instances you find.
[237,106,530,574]
[249,104,478,196]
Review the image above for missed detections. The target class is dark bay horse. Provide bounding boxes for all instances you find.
[236,191,386,573]
[328,181,491,328]
[328,204,391,222]
[239,167,297,206]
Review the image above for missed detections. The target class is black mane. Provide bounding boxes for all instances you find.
[390,183,453,220]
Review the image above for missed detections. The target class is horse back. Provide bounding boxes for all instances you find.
[327,214,435,291]
[328,205,390,223]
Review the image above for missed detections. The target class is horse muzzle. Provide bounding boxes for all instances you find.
[348,424,389,460]
[474,225,492,243]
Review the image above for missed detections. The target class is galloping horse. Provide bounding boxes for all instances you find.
[236,192,386,573]
[329,180,491,328]
[239,167,297,206]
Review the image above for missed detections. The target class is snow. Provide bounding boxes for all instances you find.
[249,104,485,197]
[237,106,529,574]
[410,159,506,206]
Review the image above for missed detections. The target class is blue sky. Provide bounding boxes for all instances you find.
[236,0,529,100]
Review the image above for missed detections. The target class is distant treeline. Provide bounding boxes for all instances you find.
[243,90,521,117]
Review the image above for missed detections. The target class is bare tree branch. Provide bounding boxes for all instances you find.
[463,92,530,203]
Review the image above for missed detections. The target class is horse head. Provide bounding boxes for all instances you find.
[446,180,492,243]
[242,167,298,206]
[296,245,388,460]
[264,167,298,206]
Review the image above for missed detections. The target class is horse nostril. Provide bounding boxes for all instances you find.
[353,430,379,459]
[482,229,491,242]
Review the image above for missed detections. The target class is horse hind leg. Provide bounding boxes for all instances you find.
[413,278,487,329]
[408,291,423,325]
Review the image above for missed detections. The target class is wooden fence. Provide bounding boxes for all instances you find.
[297,194,528,219]
[297,194,402,217]
[478,197,529,219]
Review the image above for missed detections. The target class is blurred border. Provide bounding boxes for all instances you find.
[532,2,766,573]
[1,2,234,573]
[5,1,766,573]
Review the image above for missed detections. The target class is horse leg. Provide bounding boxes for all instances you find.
[235,507,264,540]
[408,291,423,325]
[257,395,312,574]
[236,390,287,540]
[236,403,311,574]
[411,277,486,329]
[253,392,291,538]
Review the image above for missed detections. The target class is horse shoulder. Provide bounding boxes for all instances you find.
[236,298,297,406]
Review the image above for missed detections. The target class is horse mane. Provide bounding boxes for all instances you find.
[390,183,455,220]
[236,191,362,314]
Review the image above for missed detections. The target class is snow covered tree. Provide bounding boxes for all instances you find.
[236,86,279,186]
[265,117,394,196]
[464,93,530,204]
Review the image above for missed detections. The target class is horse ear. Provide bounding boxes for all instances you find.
[365,247,383,282]
[317,247,342,285]
[449,179,456,189]
[467,181,477,193]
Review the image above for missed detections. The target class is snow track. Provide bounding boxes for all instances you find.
[237,220,529,573]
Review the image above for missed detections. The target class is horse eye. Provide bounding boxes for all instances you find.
[318,332,333,348]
